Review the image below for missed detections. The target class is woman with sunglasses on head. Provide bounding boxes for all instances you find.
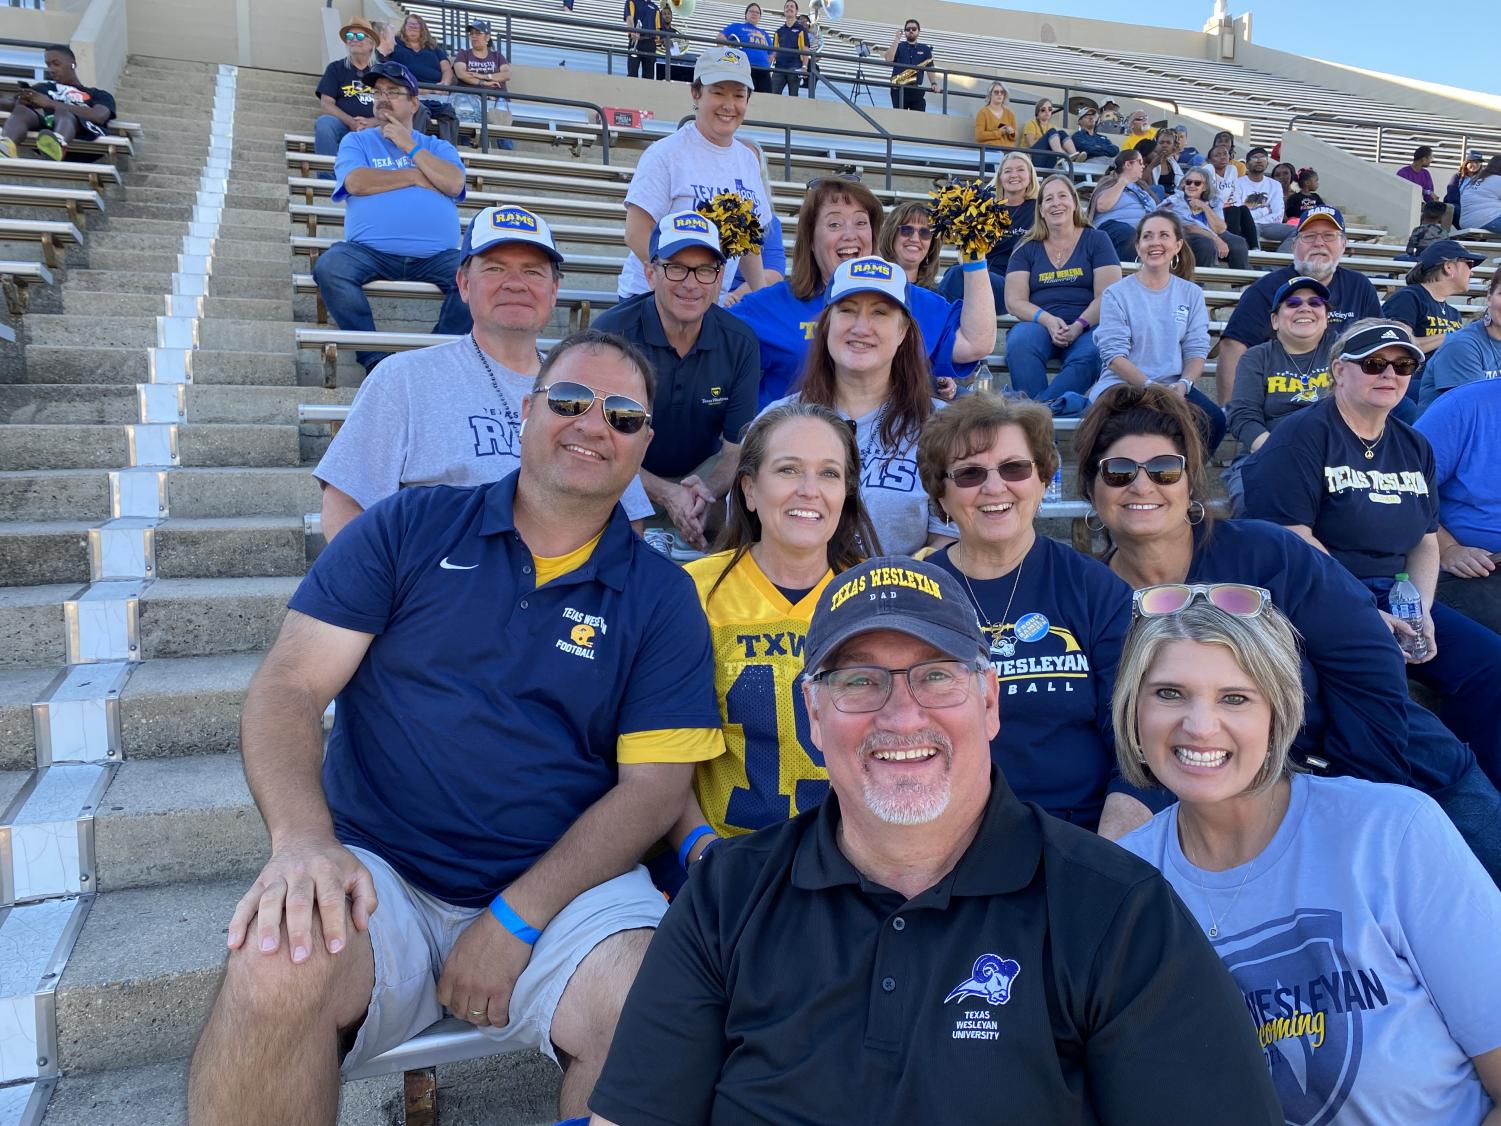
[1004,174,1122,404]
[937,150,1039,304]
[762,256,956,556]
[915,393,1134,831]
[731,177,995,406]
[1073,384,1501,875]
[1090,211,1225,452]
[662,403,877,886]
[1164,168,1251,270]
[1113,592,1501,1122]
[1223,276,1336,514]
[877,200,941,291]
[1243,319,1501,783]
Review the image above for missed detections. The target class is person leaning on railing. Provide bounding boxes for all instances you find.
[452,17,515,150]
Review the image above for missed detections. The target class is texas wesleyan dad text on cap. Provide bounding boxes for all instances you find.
[827,256,911,311]
[1337,322,1424,365]
[461,204,564,265]
[803,556,987,676]
[649,211,726,262]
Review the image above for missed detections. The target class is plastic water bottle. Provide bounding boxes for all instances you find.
[1389,573,1427,661]
[1045,446,1063,503]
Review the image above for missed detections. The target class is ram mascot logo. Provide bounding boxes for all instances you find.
[945,954,1022,1006]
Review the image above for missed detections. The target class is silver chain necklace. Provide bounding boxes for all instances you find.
[1182,795,1278,939]
[955,543,1025,658]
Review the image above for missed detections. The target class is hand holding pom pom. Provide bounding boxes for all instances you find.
[928,177,1010,263]
[695,191,764,260]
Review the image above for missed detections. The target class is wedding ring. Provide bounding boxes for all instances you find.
[468,1009,486,1018]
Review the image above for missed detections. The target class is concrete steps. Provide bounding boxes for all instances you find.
[0,424,299,471]
[14,346,298,385]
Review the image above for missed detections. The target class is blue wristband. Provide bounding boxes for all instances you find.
[1032,308,1044,323]
[961,259,987,273]
[489,892,542,945]
[677,824,718,871]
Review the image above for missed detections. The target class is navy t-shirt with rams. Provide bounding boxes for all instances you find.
[288,472,722,907]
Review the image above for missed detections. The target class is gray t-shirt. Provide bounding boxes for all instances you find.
[1225,331,1334,448]
[314,336,654,518]
[762,393,955,556]
[1089,274,1210,400]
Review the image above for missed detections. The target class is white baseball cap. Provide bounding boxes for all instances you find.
[694,46,754,88]
[649,211,726,262]
[827,256,910,311]
[461,204,564,265]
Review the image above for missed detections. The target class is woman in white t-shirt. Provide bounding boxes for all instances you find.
[620,47,771,299]
[1115,589,1501,1124]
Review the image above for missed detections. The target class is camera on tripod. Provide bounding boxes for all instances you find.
[856,41,871,58]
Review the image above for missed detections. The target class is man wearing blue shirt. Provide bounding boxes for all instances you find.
[187,330,724,1125]
[312,61,472,375]
[883,18,938,111]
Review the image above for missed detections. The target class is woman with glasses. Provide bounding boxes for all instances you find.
[763,256,956,556]
[1446,151,1486,228]
[664,403,876,883]
[1072,384,1501,873]
[731,177,996,407]
[1114,590,1501,1123]
[972,81,1017,149]
[1088,148,1161,262]
[1243,319,1501,782]
[1021,98,1079,170]
[1004,174,1122,403]
[385,13,459,146]
[938,150,1039,303]
[915,393,1133,830]
[877,201,941,291]
[1164,168,1251,270]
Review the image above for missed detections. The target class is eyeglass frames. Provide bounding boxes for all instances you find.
[657,261,724,283]
[1279,295,1326,309]
[897,224,934,241]
[1346,356,1421,377]
[532,380,651,435]
[1097,454,1186,489]
[945,460,1035,488]
[809,659,986,713]
[1132,583,1271,620]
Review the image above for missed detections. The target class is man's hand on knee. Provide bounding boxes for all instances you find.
[227,836,378,964]
[436,909,532,1028]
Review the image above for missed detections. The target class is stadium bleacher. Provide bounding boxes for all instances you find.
[0,7,1498,1122]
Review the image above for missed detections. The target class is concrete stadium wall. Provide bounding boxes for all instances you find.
[121,0,328,76]
[916,0,1213,58]
[0,0,126,89]
[1278,128,1422,243]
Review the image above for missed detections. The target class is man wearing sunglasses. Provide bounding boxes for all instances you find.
[589,556,1281,1125]
[314,18,384,168]
[1216,206,1380,403]
[189,329,724,1125]
[883,18,938,111]
[594,212,760,553]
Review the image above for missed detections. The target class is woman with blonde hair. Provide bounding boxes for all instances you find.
[938,149,1038,301]
[973,81,1017,148]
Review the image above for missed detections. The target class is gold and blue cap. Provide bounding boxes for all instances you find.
[827,256,910,311]
[803,556,987,675]
[649,211,726,262]
[461,204,564,265]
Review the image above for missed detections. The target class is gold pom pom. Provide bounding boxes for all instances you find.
[695,191,764,260]
[928,177,1011,263]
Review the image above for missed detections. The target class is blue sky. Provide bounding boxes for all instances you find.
[964,0,1498,97]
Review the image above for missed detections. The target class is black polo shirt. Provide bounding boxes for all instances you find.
[592,292,761,478]
[591,772,1282,1125]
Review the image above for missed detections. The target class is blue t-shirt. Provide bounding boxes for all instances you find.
[1093,180,1157,231]
[1224,266,1382,350]
[332,130,465,257]
[930,536,1129,827]
[1242,396,1438,581]
[1121,774,1501,1126]
[1414,377,1501,553]
[729,278,978,407]
[1417,319,1501,409]
[719,21,771,68]
[1006,227,1120,322]
[288,474,722,906]
[386,41,448,85]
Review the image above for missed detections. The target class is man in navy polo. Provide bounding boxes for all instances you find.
[313,60,472,375]
[593,211,760,551]
[188,330,724,1125]
[589,558,1281,1125]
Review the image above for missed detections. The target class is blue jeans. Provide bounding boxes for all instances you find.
[1184,383,1227,454]
[1480,215,1501,234]
[1004,319,1099,401]
[1098,219,1138,262]
[1431,759,1501,888]
[312,241,472,372]
[939,260,1008,305]
[314,114,352,179]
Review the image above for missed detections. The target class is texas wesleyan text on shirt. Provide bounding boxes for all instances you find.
[1323,465,1430,499]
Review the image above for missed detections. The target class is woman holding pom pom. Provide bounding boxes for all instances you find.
[939,151,1038,303]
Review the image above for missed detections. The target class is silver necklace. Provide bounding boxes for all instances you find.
[1182,796,1278,939]
[955,543,1025,658]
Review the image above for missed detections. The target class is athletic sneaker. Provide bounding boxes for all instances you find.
[642,528,674,557]
[34,130,64,161]
[0,137,15,159]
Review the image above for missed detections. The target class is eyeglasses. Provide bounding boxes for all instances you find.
[1098,454,1186,488]
[1346,356,1421,377]
[657,261,723,283]
[1279,295,1326,310]
[897,224,933,241]
[945,459,1035,487]
[1294,230,1342,244]
[1182,179,1205,189]
[1133,583,1271,620]
[343,30,369,41]
[806,173,862,189]
[904,24,920,31]
[533,380,651,434]
[810,659,985,713]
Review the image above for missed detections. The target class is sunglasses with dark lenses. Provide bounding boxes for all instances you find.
[945,459,1035,488]
[534,380,651,435]
[1350,356,1421,377]
[1098,454,1186,488]
[1133,583,1271,620]
[897,224,934,241]
[806,172,863,190]
[1280,295,1326,310]
[343,30,369,40]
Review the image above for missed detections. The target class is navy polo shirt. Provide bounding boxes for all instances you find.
[289,473,722,908]
[592,772,1282,1125]
[592,293,761,477]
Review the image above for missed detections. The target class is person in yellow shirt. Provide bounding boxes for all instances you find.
[1122,109,1154,152]
[973,81,1017,148]
[1021,97,1079,169]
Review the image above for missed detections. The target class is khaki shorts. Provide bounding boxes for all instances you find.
[340,846,666,1073]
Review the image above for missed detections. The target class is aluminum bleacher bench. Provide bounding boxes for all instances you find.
[0,113,134,163]
[0,182,105,226]
[0,259,54,317]
[289,236,622,277]
[0,218,84,268]
[290,273,619,327]
[0,155,122,192]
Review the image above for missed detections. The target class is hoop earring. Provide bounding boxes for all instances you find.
[1085,508,1105,532]
[1171,252,1181,269]
[1185,500,1206,526]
